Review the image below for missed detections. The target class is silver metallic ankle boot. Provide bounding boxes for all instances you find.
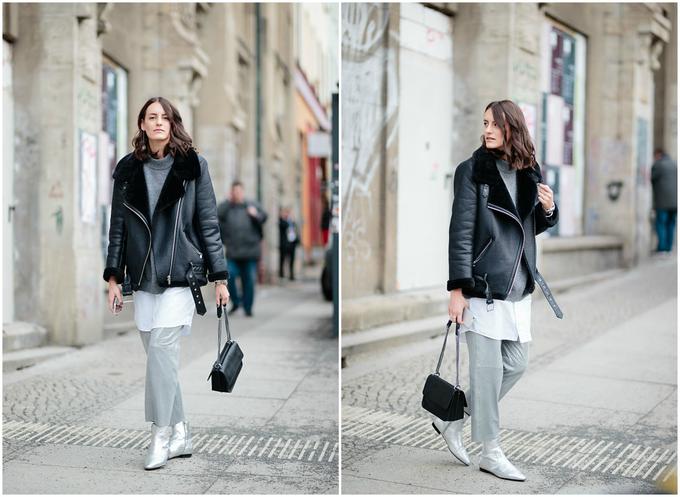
[479,444,526,481]
[144,424,172,470]
[168,421,193,459]
[432,414,470,466]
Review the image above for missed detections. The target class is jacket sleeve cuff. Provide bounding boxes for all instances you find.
[208,270,229,282]
[103,267,124,284]
[447,278,474,291]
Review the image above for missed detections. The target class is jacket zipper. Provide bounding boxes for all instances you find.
[167,180,187,285]
[472,238,494,267]
[487,203,525,298]
[123,202,152,287]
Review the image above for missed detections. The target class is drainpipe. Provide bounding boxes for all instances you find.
[255,4,263,203]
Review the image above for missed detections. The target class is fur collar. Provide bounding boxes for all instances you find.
[113,148,201,223]
[470,146,542,221]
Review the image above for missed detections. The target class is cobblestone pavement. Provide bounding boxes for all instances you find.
[3,279,339,494]
[341,257,677,494]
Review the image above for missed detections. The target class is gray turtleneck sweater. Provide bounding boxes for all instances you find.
[139,154,174,294]
[496,158,529,302]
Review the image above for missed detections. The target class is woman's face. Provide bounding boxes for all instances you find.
[141,101,171,143]
[483,108,507,149]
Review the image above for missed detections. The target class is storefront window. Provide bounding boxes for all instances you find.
[541,21,586,236]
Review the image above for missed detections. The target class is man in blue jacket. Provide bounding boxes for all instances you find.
[217,181,268,316]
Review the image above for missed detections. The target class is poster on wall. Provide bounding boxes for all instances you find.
[545,94,565,166]
[561,31,576,105]
[545,26,577,168]
[80,130,98,225]
[557,166,576,236]
[563,104,574,166]
[544,165,560,237]
[550,28,563,96]
[518,102,537,142]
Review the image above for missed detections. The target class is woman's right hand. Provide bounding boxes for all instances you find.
[448,289,469,324]
[108,278,123,314]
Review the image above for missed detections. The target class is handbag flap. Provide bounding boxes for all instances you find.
[218,340,243,364]
[423,374,455,411]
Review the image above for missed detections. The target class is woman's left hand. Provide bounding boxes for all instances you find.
[537,183,555,212]
[216,284,230,306]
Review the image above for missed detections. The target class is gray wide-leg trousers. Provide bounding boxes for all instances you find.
[465,332,529,443]
[139,326,185,427]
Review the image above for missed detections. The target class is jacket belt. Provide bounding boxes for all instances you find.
[534,269,563,319]
[185,266,207,316]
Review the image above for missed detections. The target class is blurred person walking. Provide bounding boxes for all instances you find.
[217,182,268,317]
[104,97,230,470]
[321,195,332,246]
[439,100,561,482]
[651,148,677,253]
[278,207,300,280]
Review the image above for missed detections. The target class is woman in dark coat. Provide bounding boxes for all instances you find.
[104,97,230,470]
[434,100,561,481]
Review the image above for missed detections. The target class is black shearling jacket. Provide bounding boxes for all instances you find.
[447,146,559,305]
[102,148,228,290]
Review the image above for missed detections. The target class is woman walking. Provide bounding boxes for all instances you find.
[435,100,561,481]
[103,97,230,470]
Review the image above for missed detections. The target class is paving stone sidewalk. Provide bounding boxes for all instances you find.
[341,257,677,494]
[4,280,339,494]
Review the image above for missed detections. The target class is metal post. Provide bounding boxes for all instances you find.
[331,92,339,336]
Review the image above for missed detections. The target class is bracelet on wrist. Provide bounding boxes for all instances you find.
[214,280,227,287]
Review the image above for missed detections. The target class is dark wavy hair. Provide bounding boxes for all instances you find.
[481,100,536,170]
[132,97,194,161]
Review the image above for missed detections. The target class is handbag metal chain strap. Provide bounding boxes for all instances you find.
[435,320,461,387]
[216,304,232,362]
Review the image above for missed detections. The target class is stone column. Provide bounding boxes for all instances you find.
[13,3,104,345]
[632,4,672,262]
[195,4,234,196]
[451,4,519,166]
[139,4,208,135]
[567,3,671,266]
[341,3,399,298]
[380,4,400,294]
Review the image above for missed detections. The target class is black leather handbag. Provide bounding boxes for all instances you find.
[207,304,243,393]
[422,320,467,421]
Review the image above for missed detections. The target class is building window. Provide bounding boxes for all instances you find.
[102,56,128,181]
[101,56,128,262]
[540,20,586,236]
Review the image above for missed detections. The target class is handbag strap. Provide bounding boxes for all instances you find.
[215,304,232,362]
[435,320,461,387]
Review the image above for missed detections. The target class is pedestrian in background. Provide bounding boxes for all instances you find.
[217,181,268,317]
[278,206,300,280]
[104,97,229,470]
[321,195,331,246]
[441,100,561,481]
[651,148,677,253]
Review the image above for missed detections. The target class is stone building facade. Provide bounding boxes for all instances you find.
[3,3,337,345]
[341,2,676,301]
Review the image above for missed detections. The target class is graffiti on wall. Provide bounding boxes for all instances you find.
[341,3,398,263]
